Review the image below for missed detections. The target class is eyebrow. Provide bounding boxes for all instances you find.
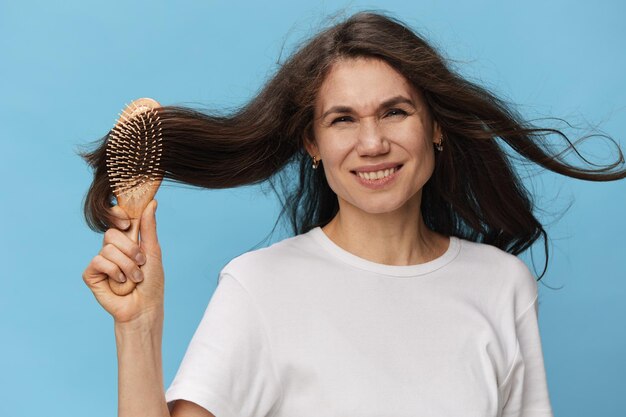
[320,95,416,120]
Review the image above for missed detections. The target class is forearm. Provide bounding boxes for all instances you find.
[114,310,170,417]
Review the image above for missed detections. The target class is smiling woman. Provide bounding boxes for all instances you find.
[305,57,450,265]
[79,9,624,417]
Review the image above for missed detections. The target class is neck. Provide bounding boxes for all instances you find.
[321,194,448,266]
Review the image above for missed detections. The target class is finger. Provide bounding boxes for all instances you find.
[100,243,144,283]
[92,254,127,283]
[82,261,119,307]
[139,200,160,258]
[103,228,146,266]
[83,255,108,288]
[109,205,131,230]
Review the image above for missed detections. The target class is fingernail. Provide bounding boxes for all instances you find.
[133,270,143,283]
[135,252,146,265]
[120,220,130,229]
[118,273,126,283]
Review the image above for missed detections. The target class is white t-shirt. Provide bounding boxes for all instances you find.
[165,226,553,417]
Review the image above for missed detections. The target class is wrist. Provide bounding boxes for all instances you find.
[114,307,164,335]
[114,312,163,361]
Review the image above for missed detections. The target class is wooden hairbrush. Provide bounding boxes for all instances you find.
[106,97,163,296]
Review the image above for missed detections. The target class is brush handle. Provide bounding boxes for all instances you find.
[108,215,142,296]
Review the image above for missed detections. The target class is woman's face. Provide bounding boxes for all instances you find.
[306,57,441,215]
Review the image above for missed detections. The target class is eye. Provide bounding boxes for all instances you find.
[331,115,353,125]
[385,108,408,118]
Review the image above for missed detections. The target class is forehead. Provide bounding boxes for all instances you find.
[316,57,422,113]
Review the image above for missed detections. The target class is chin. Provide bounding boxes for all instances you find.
[352,198,408,215]
[334,184,418,215]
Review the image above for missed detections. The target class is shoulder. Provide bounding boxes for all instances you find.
[219,231,320,286]
[458,238,535,275]
[456,238,538,312]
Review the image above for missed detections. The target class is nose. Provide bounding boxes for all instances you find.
[355,118,390,156]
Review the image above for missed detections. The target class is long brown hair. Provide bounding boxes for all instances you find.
[78,10,625,280]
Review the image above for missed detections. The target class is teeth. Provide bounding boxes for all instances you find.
[357,166,397,180]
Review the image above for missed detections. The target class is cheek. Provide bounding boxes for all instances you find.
[321,155,346,182]
[317,134,353,164]
[414,140,434,159]
[318,150,352,194]
[403,123,433,152]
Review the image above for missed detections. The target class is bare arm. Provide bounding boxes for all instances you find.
[83,201,215,417]
[115,312,171,417]
[115,313,216,417]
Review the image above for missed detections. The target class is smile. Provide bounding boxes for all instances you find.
[354,165,400,180]
[351,164,403,189]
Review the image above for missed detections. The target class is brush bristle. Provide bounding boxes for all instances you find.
[106,102,163,197]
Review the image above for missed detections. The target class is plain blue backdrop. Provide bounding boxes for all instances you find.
[1,1,624,416]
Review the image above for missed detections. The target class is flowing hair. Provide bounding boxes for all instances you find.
[78,10,625,280]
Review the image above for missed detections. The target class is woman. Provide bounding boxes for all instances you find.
[81,11,624,417]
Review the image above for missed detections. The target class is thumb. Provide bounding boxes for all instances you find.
[139,199,160,256]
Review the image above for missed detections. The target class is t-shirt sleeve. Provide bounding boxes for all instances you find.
[499,292,554,417]
[165,272,282,417]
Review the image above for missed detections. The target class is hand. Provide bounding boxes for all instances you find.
[82,200,164,324]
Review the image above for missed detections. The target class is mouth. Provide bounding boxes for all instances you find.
[350,164,403,180]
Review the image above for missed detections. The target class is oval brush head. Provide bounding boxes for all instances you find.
[106,97,163,296]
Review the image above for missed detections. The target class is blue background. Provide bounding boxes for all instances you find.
[1,1,624,416]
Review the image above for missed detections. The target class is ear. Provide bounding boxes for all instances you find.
[432,120,442,144]
[303,135,319,157]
